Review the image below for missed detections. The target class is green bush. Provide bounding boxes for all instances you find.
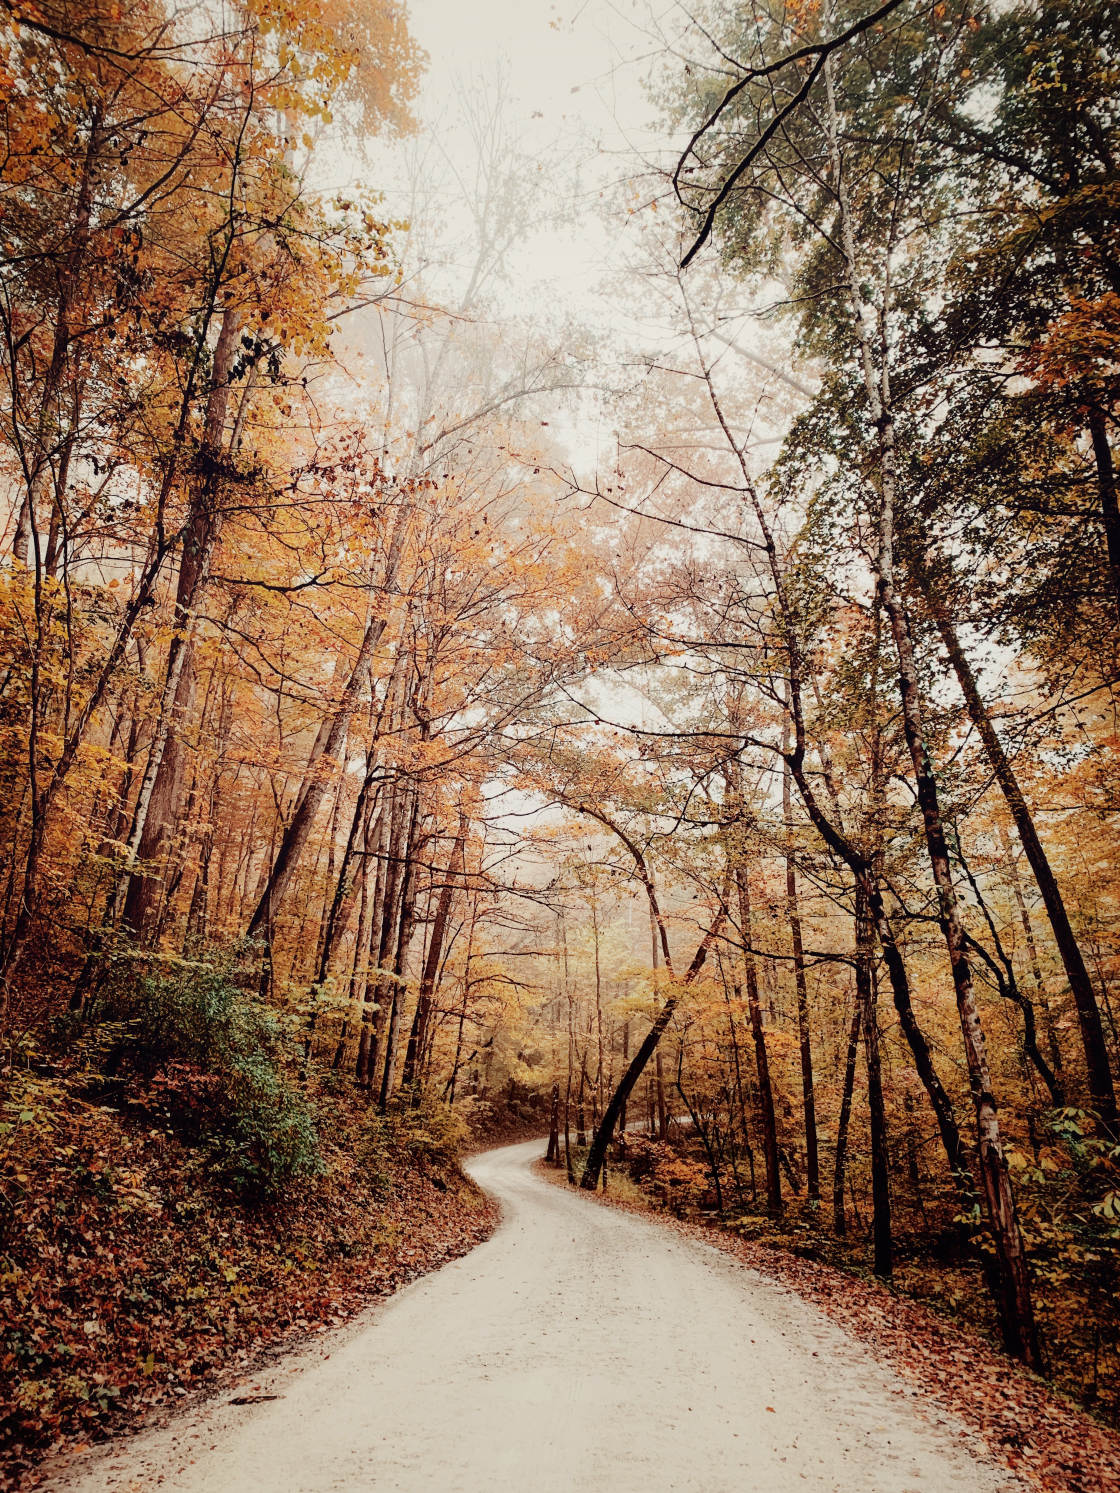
[91,951,322,1201]
[356,1097,467,1190]
[396,1097,468,1165]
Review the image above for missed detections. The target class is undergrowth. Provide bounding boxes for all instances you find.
[82,951,322,1201]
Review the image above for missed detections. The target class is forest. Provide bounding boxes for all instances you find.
[2,0,1119,1479]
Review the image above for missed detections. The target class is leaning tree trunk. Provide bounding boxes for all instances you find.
[576,806,725,1191]
[922,586,1115,1135]
[578,934,719,1192]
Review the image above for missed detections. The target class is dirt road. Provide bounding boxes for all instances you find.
[44,1138,1020,1492]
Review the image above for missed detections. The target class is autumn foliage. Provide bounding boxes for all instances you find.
[2,0,1120,1476]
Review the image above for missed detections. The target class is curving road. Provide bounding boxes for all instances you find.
[45,1139,1020,1493]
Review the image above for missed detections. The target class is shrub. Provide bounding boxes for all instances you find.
[619,1133,667,1181]
[357,1097,467,1190]
[89,951,322,1201]
[396,1097,468,1165]
[619,1134,707,1213]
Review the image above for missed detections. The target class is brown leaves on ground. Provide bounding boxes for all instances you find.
[1,1083,497,1488]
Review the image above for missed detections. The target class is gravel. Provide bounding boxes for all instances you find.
[40,1138,1023,1492]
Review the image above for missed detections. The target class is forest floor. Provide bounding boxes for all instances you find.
[0,1076,497,1489]
[537,1156,1120,1493]
[40,1139,1027,1493]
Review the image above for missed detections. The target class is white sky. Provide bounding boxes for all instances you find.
[408,0,636,103]
[329,0,805,474]
[406,0,656,158]
[383,0,669,321]
[385,0,807,431]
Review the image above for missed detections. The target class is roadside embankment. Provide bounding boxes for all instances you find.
[1,1065,496,1489]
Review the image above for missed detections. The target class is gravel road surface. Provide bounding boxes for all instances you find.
[42,1138,1021,1493]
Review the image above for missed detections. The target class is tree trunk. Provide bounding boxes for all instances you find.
[119,303,243,940]
[721,961,757,1202]
[401,814,466,1091]
[833,993,862,1236]
[873,889,974,1199]
[887,506,1040,1367]
[315,654,406,992]
[619,1020,630,1136]
[446,889,479,1107]
[857,879,891,1277]
[247,512,410,941]
[826,63,1041,1364]
[955,842,1066,1108]
[1088,406,1120,628]
[783,752,819,1200]
[362,775,412,1090]
[736,865,782,1218]
[12,113,104,566]
[571,801,724,1190]
[546,1082,560,1164]
[578,890,725,1192]
[354,801,391,1086]
[653,908,668,1142]
[1001,823,1065,1086]
[378,794,422,1111]
[924,588,1115,1134]
[654,1048,668,1142]
[564,913,576,1182]
[0,222,247,1013]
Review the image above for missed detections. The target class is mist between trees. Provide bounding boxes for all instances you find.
[2,0,1120,1439]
